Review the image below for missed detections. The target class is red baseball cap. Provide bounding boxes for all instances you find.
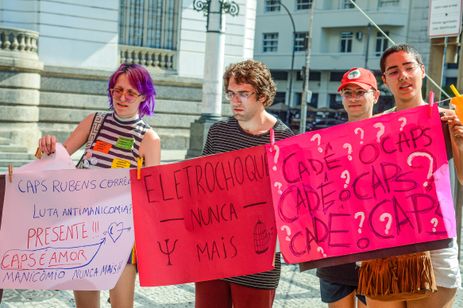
[337,67,377,92]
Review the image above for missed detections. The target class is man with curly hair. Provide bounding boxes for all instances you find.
[195,59,294,308]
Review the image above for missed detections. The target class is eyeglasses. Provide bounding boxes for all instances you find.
[341,90,373,99]
[225,91,255,102]
[110,88,142,102]
[383,63,421,79]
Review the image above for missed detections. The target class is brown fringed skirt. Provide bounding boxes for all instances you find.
[358,251,437,301]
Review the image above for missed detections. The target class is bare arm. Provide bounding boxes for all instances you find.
[38,113,95,156]
[139,129,161,167]
[441,111,463,185]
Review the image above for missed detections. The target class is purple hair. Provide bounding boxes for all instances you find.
[108,63,156,117]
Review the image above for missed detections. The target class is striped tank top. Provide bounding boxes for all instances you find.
[78,112,150,170]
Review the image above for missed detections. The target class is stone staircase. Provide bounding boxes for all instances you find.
[0,136,36,173]
[0,65,229,172]
[33,66,207,154]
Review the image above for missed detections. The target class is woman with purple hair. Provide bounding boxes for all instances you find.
[38,63,161,307]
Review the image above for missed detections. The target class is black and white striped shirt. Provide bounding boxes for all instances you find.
[79,112,150,169]
[203,117,294,289]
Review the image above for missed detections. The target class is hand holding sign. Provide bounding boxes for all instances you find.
[268,105,455,265]
[16,143,75,173]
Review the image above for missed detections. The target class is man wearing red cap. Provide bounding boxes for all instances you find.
[337,67,380,121]
[315,67,378,308]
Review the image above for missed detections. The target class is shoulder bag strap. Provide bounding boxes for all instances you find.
[76,112,108,168]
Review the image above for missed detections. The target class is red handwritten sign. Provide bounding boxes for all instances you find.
[267,105,456,265]
[131,146,276,286]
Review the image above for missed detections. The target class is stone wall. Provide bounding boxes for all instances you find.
[0,26,234,155]
[0,26,204,153]
[37,66,204,151]
[0,27,43,151]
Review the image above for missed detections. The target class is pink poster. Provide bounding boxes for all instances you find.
[131,146,276,286]
[267,105,455,264]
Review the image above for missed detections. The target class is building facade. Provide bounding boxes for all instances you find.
[0,0,255,162]
[0,0,255,75]
[254,0,461,121]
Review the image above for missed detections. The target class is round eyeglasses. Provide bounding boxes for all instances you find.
[110,88,142,102]
[340,90,373,99]
[383,63,421,79]
[225,91,256,102]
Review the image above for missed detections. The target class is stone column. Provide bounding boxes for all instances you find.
[186,0,239,158]
[201,0,226,119]
[0,27,44,151]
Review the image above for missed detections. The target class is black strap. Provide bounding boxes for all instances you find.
[76,112,108,168]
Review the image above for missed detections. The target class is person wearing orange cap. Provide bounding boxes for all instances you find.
[315,67,379,308]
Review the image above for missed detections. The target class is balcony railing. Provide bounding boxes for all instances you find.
[0,27,38,54]
[119,45,176,71]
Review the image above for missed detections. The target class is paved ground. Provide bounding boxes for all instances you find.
[1,262,463,307]
[0,265,323,308]
[1,150,463,307]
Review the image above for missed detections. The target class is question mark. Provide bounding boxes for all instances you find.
[280,225,291,241]
[310,134,323,153]
[271,144,280,171]
[354,212,365,234]
[407,152,434,187]
[373,122,385,143]
[343,143,353,161]
[354,127,364,144]
[317,246,327,258]
[379,213,393,235]
[340,170,350,188]
[430,218,438,233]
[398,117,407,131]
[274,182,283,194]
